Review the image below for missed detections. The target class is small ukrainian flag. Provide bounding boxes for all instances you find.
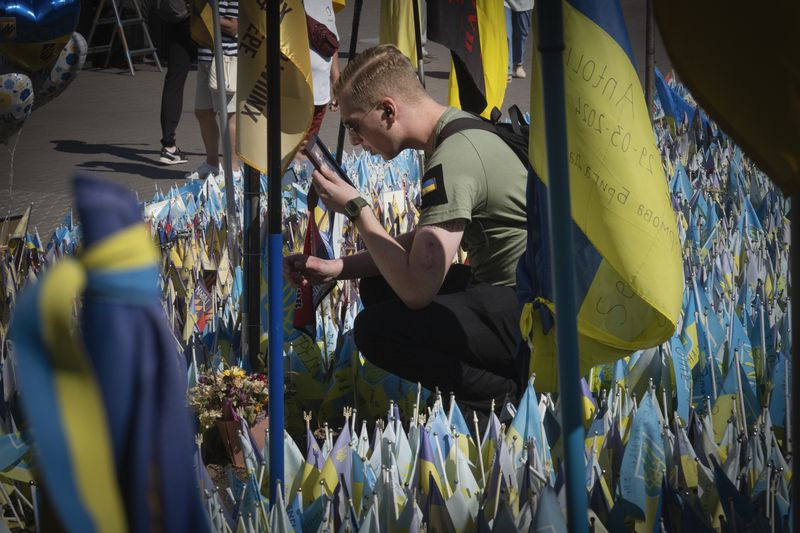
[421,177,437,195]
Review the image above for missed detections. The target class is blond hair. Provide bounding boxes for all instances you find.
[333,44,425,111]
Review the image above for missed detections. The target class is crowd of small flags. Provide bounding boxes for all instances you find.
[0,71,793,530]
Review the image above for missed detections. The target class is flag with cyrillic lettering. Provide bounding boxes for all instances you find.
[237,0,313,173]
[518,0,683,391]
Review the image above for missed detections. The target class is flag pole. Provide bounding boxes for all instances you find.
[644,0,655,115]
[335,0,364,166]
[210,0,239,268]
[790,193,798,526]
[410,0,427,182]
[536,1,588,532]
[411,0,426,88]
[240,0,261,372]
[242,157,261,375]
[266,0,284,504]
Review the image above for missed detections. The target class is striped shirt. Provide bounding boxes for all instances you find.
[197,0,238,62]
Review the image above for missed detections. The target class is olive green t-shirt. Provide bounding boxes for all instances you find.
[418,107,527,286]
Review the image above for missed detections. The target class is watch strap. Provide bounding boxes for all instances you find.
[345,197,368,222]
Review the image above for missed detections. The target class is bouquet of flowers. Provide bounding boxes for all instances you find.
[188,366,268,430]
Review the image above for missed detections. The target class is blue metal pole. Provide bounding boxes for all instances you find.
[266,0,284,505]
[791,194,798,531]
[536,1,588,531]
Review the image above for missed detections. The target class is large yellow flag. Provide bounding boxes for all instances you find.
[332,0,345,13]
[448,0,508,119]
[521,0,682,391]
[379,0,418,65]
[237,0,314,173]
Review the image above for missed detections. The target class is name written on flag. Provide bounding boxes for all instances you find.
[561,39,679,254]
[237,1,294,124]
[236,0,312,173]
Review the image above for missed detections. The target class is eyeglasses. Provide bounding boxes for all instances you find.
[342,103,380,139]
[342,116,363,138]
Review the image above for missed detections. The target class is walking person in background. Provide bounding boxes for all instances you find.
[188,0,240,179]
[156,0,195,165]
[505,0,533,81]
[304,0,341,140]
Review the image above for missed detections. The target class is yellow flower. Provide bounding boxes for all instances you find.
[224,366,246,379]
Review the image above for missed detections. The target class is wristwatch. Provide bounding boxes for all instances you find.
[344,197,369,222]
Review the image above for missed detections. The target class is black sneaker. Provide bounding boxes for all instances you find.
[159,146,189,165]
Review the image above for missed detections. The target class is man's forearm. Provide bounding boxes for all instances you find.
[337,250,378,280]
[337,229,415,280]
[352,210,445,308]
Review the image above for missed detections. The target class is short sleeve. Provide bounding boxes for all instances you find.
[418,133,486,227]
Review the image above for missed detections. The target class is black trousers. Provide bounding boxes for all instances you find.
[159,19,195,148]
[353,265,526,417]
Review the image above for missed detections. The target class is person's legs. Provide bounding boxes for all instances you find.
[226,112,240,173]
[512,9,532,77]
[354,277,522,413]
[160,19,194,149]
[305,104,328,140]
[195,108,220,167]
[194,61,221,172]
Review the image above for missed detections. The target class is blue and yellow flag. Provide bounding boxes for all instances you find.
[418,429,442,496]
[669,333,691,423]
[619,392,666,530]
[11,177,209,533]
[520,0,682,391]
[320,422,352,496]
[506,378,551,474]
[237,0,313,173]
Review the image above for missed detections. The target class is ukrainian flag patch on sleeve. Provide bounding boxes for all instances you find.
[420,164,448,208]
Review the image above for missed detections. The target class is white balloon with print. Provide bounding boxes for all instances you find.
[32,32,87,110]
[0,72,33,143]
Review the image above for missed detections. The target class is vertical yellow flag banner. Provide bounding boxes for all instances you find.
[237,0,314,174]
[524,0,682,390]
[448,0,508,118]
[379,0,418,65]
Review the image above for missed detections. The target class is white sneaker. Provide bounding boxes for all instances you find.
[513,64,526,79]
[186,162,219,180]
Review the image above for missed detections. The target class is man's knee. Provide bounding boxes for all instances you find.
[353,308,379,355]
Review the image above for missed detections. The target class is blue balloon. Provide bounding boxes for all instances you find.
[0,0,80,44]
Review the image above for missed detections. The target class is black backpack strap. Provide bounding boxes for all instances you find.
[437,114,530,169]
[508,105,524,136]
[437,117,496,146]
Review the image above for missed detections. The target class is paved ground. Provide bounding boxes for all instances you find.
[0,0,670,235]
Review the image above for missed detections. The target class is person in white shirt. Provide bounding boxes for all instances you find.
[305,0,341,139]
[189,0,240,179]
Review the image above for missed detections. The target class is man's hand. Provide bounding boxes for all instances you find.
[220,17,238,37]
[284,254,342,287]
[311,164,360,213]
